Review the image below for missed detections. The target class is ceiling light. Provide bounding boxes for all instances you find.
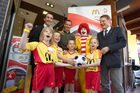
[46,2,50,6]
[43,11,48,15]
[50,4,54,8]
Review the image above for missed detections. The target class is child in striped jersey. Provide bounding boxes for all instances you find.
[63,39,79,93]
[80,37,102,93]
[19,23,74,93]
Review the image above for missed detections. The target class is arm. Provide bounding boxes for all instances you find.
[55,62,72,67]
[19,23,33,50]
[108,27,126,52]
[80,59,101,69]
[57,54,75,65]
[75,69,78,81]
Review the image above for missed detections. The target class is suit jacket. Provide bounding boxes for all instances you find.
[97,27,126,68]
[29,25,44,42]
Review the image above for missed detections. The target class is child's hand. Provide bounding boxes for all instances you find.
[25,23,33,31]
[63,50,67,55]
[79,63,88,69]
[74,50,78,53]
[67,58,75,66]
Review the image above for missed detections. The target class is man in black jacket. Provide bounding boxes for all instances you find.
[97,15,126,93]
[28,13,53,93]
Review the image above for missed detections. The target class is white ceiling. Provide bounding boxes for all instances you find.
[22,0,103,16]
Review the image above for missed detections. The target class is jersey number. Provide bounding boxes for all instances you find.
[45,53,53,61]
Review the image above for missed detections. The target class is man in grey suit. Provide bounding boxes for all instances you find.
[97,15,126,93]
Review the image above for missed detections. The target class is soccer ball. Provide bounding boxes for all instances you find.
[74,55,87,67]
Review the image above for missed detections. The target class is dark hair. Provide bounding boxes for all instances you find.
[64,19,72,24]
[100,15,111,20]
[44,12,53,18]
[67,38,75,45]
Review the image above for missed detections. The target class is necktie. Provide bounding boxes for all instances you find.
[104,30,108,36]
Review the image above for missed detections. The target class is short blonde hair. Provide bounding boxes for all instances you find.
[89,36,99,44]
[39,27,54,44]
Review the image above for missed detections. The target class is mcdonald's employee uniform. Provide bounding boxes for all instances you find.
[86,49,102,91]
[25,41,58,91]
[75,35,92,93]
[63,51,79,84]
[52,44,64,87]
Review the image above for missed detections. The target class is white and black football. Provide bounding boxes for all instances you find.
[74,55,87,67]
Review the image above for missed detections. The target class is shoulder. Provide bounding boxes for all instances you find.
[95,49,102,57]
[27,41,39,44]
[76,36,80,39]
[97,31,102,35]
[97,31,103,37]
[32,25,44,31]
[96,49,101,53]
[111,26,124,31]
[57,46,63,51]
[87,35,93,39]
[58,30,64,35]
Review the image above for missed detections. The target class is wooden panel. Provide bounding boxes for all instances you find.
[126,17,140,25]
[124,10,140,22]
[126,21,140,30]
[131,28,140,35]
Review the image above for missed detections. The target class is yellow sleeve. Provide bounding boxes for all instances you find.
[26,42,39,51]
[86,36,93,53]
[86,53,91,60]
[75,37,81,50]
[52,48,58,63]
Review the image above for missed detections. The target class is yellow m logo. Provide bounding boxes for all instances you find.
[92,9,100,15]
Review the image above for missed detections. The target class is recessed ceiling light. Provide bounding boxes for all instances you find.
[43,11,48,15]
[50,4,54,8]
[46,2,50,6]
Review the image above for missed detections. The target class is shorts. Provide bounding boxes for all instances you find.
[64,68,76,84]
[32,63,55,91]
[86,71,100,91]
[55,67,64,87]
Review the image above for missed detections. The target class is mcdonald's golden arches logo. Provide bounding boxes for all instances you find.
[92,9,100,15]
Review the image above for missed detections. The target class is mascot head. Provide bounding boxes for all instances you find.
[78,23,90,36]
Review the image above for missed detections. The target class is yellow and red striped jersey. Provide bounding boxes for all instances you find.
[64,51,79,69]
[86,49,102,72]
[25,42,58,64]
[51,44,63,63]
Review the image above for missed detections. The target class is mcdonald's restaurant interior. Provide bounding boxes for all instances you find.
[0,0,140,93]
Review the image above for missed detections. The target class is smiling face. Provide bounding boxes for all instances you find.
[67,40,75,51]
[100,17,111,30]
[53,32,60,44]
[80,28,87,36]
[44,13,53,27]
[64,21,72,33]
[89,38,99,50]
[39,27,53,43]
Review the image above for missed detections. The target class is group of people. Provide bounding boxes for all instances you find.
[19,13,126,93]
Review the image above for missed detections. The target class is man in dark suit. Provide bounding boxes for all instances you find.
[28,13,53,93]
[97,15,126,93]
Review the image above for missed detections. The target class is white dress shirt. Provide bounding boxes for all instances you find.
[103,26,111,36]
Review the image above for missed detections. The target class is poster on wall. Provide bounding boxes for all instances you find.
[3,36,30,93]
[68,5,112,37]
